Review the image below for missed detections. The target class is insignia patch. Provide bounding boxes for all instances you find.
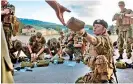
[97,19,101,23]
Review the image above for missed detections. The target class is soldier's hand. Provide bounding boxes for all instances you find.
[76,29,86,36]
[35,54,39,58]
[31,53,34,58]
[4,8,10,14]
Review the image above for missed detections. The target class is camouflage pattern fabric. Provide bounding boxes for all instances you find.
[118,27,132,58]
[1,2,15,49]
[76,35,114,83]
[47,38,61,56]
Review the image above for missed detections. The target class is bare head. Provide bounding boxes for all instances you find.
[36,32,42,39]
[93,19,108,35]
[59,31,64,37]
[118,1,125,11]
[1,0,8,6]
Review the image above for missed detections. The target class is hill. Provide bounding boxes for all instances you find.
[18,18,94,34]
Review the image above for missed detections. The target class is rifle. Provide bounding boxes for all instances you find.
[112,60,118,83]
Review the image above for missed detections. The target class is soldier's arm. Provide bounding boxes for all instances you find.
[47,40,53,56]
[16,50,21,57]
[36,46,45,56]
[79,29,97,45]
[28,37,33,54]
[36,37,45,56]
[112,14,116,21]
[7,4,15,14]
[125,14,133,17]
[125,9,133,17]
[1,9,10,15]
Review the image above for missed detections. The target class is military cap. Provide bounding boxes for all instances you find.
[93,19,108,28]
[36,32,42,38]
[118,1,125,5]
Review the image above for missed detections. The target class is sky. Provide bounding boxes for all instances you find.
[8,0,133,25]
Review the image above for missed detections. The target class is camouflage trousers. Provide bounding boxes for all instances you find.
[65,47,82,59]
[22,46,44,61]
[3,23,13,49]
[118,27,132,58]
[76,55,113,83]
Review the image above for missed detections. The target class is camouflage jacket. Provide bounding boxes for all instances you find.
[47,38,61,53]
[113,8,133,31]
[58,36,66,47]
[29,35,46,53]
[88,35,114,69]
[1,2,15,24]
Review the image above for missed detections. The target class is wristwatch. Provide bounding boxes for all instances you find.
[82,31,88,37]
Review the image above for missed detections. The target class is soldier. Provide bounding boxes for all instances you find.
[73,33,84,62]
[26,32,46,62]
[75,19,114,83]
[58,31,66,57]
[65,30,76,61]
[1,22,14,83]
[47,38,61,57]
[1,0,15,49]
[112,1,133,60]
[58,31,66,48]
[9,40,25,63]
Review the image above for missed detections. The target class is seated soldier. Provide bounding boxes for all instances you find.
[47,38,61,58]
[25,32,46,62]
[9,39,23,63]
[58,31,67,57]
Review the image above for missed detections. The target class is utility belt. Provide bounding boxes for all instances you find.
[2,15,14,23]
[3,23,12,27]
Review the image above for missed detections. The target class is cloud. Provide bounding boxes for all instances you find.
[58,0,101,18]
[10,0,133,25]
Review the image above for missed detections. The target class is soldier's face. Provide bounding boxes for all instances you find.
[60,33,64,36]
[93,24,105,35]
[119,4,125,10]
[1,0,7,6]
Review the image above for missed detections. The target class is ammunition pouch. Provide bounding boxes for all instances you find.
[37,60,50,67]
[20,61,34,68]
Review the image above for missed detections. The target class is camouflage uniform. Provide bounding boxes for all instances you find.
[118,8,133,58]
[73,34,83,59]
[113,1,133,59]
[76,19,114,83]
[23,34,46,61]
[77,35,114,83]
[47,38,61,56]
[58,36,65,48]
[1,2,15,49]
[65,32,75,60]
[9,40,22,63]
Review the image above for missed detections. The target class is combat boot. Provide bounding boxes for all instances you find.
[69,55,73,61]
[116,54,123,61]
[127,53,132,59]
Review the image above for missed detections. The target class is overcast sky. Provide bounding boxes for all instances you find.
[9,0,133,25]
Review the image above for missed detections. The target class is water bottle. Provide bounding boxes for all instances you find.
[54,60,58,65]
[34,62,37,68]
